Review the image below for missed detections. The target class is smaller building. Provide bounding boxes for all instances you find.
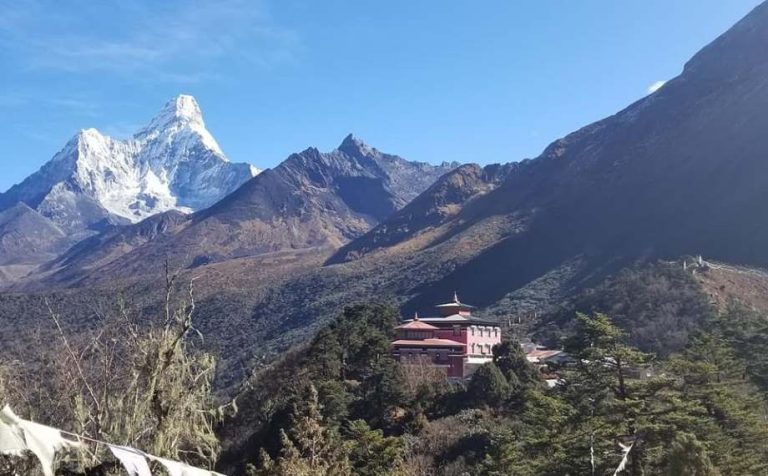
[525,349,572,366]
[520,340,574,387]
[391,294,502,379]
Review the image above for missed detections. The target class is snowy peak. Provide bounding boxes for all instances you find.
[0,95,258,230]
[134,94,223,155]
[138,95,205,134]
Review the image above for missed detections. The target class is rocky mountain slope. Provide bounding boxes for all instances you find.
[0,203,70,265]
[5,2,768,392]
[0,95,257,235]
[328,162,515,264]
[192,0,768,373]
[324,0,768,313]
[24,135,456,288]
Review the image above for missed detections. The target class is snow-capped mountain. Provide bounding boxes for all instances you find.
[0,95,260,233]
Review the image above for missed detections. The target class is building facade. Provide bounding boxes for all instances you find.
[391,294,502,379]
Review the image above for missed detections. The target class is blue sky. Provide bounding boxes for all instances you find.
[0,0,762,192]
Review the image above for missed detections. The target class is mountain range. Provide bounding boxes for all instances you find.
[2,1,768,389]
[0,95,456,282]
[0,95,258,270]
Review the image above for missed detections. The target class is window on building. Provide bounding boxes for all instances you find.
[494,327,499,338]
[471,326,475,336]
[453,325,460,336]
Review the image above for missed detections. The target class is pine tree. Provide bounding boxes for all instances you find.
[492,340,541,389]
[662,433,719,476]
[467,363,510,408]
[308,327,343,380]
[253,385,351,476]
[357,356,407,428]
[664,333,768,474]
[344,419,405,476]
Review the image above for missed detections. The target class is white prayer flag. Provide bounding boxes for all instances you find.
[147,455,185,476]
[0,405,225,476]
[1,405,81,476]
[147,454,224,476]
[0,406,26,456]
[612,441,634,476]
[109,444,152,476]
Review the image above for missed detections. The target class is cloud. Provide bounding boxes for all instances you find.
[647,80,666,94]
[0,92,99,117]
[0,0,300,81]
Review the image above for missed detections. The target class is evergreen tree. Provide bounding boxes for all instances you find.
[492,340,541,389]
[561,312,670,475]
[307,327,343,380]
[661,433,719,476]
[252,385,351,476]
[356,356,407,429]
[344,419,405,476]
[717,302,768,390]
[665,333,768,474]
[467,363,510,408]
[484,388,574,475]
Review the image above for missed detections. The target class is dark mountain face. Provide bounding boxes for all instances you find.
[30,136,456,287]
[329,163,515,264]
[0,203,71,266]
[38,210,191,287]
[6,3,768,391]
[325,1,768,312]
[495,0,768,265]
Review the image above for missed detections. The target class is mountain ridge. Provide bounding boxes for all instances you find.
[0,95,259,233]
[22,135,457,288]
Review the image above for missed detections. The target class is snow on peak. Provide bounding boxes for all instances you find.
[5,95,259,228]
[145,94,205,130]
[78,127,105,139]
[133,94,223,154]
[249,164,263,176]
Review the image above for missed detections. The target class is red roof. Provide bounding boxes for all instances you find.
[392,338,466,348]
[395,320,439,330]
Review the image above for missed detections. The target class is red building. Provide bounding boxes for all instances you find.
[391,294,502,379]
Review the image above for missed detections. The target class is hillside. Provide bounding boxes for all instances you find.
[322,0,768,314]
[3,0,768,411]
[18,135,456,290]
[0,203,71,266]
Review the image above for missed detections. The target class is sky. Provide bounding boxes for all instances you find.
[0,0,763,192]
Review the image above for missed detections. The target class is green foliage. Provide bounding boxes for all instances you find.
[480,311,768,476]
[315,379,352,427]
[344,420,405,476]
[250,385,351,476]
[661,433,719,476]
[467,363,510,408]
[227,303,410,473]
[545,262,713,356]
[355,356,407,428]
[229,299,768,476]
[492,340,541,389]
[717,301,768,391]
[665,333,768,474]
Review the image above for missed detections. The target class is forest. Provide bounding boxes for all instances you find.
[3,263,768,475]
